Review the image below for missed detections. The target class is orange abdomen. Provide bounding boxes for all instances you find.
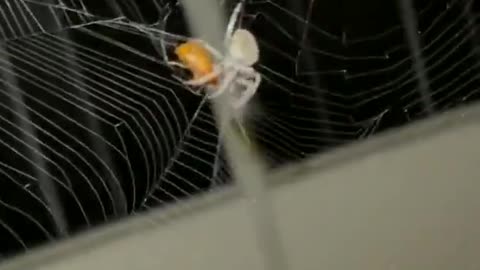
[175,41,218,86]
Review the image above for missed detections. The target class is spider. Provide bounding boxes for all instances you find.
[167,2,261,110]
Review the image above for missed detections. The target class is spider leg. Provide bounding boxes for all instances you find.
[171,74,202,96]
[208,69,238,99]
[184,86,203,96]
[168,62,196,88]
[225,1,244,40]
[182,66,223,86]
[167,61,187,69]
[232,72,262,109]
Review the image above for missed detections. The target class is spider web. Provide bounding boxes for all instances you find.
[0,0,478,260]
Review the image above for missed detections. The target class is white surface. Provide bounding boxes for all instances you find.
[2,105,480,270]
[273,119,480,270]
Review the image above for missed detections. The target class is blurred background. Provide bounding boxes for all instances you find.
[0,0,478,262]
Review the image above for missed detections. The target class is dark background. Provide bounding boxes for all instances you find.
[0,0,478,260]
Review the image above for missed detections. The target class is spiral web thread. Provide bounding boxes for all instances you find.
[0,0,478,260]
